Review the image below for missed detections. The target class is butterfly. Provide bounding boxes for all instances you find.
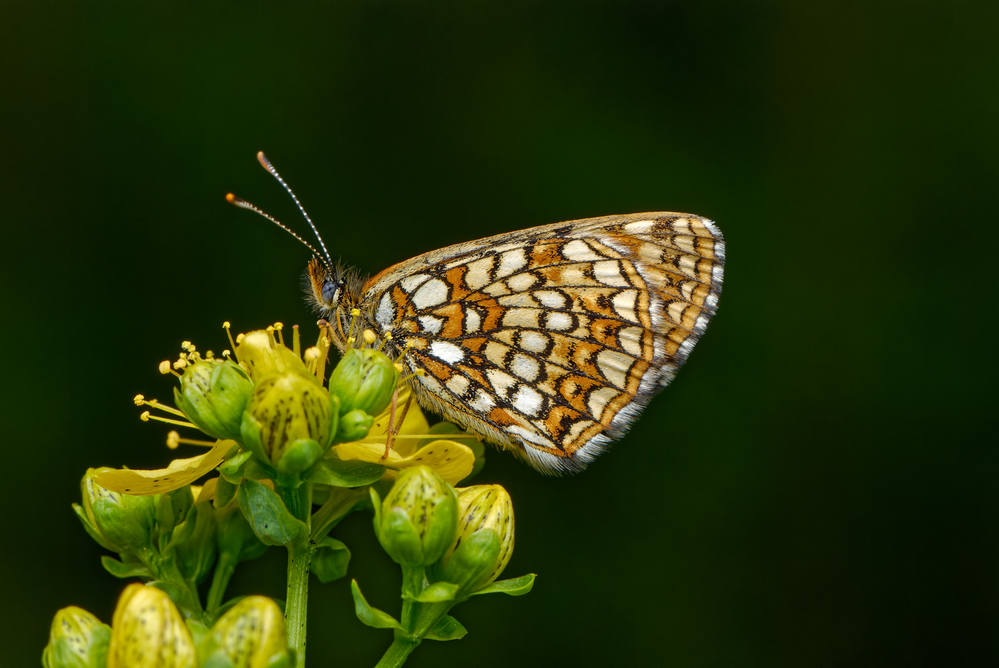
[230,152,724,474]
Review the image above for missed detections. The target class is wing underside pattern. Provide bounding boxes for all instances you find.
[360,213,725,473]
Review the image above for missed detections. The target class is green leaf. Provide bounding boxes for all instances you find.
[237,480,307,546]
[100,556,152,579]
[469,573,536,597]
[308,455,385,488]
[424,614,467,641]
[310,537,351,583]
[410,581,460,603]
[350,579,402,630]
[214,476,237,508]
[218,450,252,483]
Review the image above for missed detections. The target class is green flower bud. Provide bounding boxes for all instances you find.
[74,468,157,554]
[210,596,289,668]
[235,330,311,380]
[335,408,374,442]
[374,466,458,567]
[240,372,337,468]
[436,485,515,591]
[42,606,110,668]
[329,348,399,416]
[173,359,253,440]
[107,584,197,668]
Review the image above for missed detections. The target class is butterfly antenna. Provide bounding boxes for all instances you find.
[255,151,335,269]
[225,192,326,263]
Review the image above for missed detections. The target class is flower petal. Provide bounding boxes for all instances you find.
[334,438,474,484]
[395,440,475,484]
[94,440,236,495]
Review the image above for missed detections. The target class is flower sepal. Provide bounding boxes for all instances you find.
[372,466,458,568]
[328,347,399,416]
[199,596,292,668]
[42,606,111,668]
[173,359,253,441]
[239,373,338,470]
[107,583,197,668]
[334,409,374,443]
[310,536,351,583]
[75,468,158,556]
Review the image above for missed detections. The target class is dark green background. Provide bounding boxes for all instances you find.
[3,1,997,666]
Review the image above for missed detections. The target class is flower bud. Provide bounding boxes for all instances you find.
[42,606,110,668]
[173,359,253,441]
[329,348,398,416]
[107,584,197,668]
[74,468,157,554]
[240,372,337,469]
[236,330,310,380]
[210,596,289,668]
[437,485,515,591]
[374,465,457,567]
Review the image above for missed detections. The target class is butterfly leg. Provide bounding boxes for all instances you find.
[383,388,414,459]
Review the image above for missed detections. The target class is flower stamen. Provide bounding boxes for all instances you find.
[165,430,217,450]
[222,321,239,361]
[139,411,197,429]
[158,360,182,378]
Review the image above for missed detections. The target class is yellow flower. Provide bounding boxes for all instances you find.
[97,321,479,492]
[333,384,477,485]
[96,322,325,495]
[107,584,196,668]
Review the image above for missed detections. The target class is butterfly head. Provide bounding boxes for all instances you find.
[307,256,345,310]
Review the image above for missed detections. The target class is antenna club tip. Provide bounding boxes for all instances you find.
[256,151,273,171]
[225,192,236,203]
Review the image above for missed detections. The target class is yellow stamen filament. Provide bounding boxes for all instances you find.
[166,430,216,449]
[222,350,232,359]
[140,411,197,429]
[315,335,331,379]
[274,322,285,346]
[223,321,238,360]
[292,324,301,357]
[346,308,361,344]
[135,396,188,418]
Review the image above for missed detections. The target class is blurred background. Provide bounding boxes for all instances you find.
[3,1,997,665]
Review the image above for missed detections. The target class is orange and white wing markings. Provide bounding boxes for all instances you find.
[361,212,724,474]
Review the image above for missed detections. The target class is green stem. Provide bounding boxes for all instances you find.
[279,480,313,668]
[206,552,237,616]
[375,635,419,668]
[285,543,312,668]
[399,566,425,630]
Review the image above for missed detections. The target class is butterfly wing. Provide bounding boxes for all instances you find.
[361,212,725,474]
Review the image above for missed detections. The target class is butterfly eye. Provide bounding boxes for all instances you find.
[321,279,342,306]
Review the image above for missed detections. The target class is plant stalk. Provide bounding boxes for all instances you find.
[375,634,419,668]
[285,543,312,668]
